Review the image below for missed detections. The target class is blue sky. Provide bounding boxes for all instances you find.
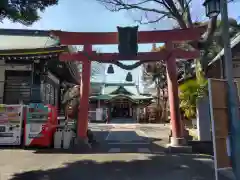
[1,0,240,85]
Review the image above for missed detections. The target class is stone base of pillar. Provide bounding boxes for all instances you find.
[73,136,92,152]
[167,137,192,153]
[170,137,187,146]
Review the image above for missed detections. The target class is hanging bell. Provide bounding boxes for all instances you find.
[125,72,133,82]
[107,64,114,74]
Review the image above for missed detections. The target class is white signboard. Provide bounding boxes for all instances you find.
[96,108,103,121]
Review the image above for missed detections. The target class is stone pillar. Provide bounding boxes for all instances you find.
[196,97,212,141]
[136,107,140,123]
[129,105,132,116]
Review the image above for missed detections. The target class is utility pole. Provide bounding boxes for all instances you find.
[220,0,240,179]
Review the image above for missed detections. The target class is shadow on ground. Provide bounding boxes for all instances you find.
[31,130,166,154]
[9,153,229,180]
[0,129,213,156]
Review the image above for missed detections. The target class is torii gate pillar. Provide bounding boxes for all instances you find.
[166,42,185,146]
[77,45,91,143]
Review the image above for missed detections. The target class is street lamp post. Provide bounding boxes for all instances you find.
[204,0,240,179]
[203,0,220,18]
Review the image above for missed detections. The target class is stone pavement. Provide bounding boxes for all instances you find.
[91,122,170,153]
[0,123,232,180]
[0,150,230,180]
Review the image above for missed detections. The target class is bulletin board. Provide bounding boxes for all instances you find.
[208,78,239,180]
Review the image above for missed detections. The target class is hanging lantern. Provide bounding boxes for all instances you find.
[203,0,220,18]
[125,72,133,82]
[107,64,114,74]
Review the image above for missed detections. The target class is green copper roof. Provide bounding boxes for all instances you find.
[90,94,112,100]
[103,86,119,94]
[90,94,153,102]
[103,84,140,95]
[124,86,139,95]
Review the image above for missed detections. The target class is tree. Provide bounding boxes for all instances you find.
[96,0,238,73]
[143,19,240,90]
[179,79,199,119]
[0,0,58,26]
[142,44,189,122]
[179,74,208,120]
[179,56,208,120]
[143,44,168,123]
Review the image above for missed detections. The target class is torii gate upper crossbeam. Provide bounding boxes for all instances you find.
[51,27,205,45]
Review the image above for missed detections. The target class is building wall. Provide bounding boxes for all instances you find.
[207,59,240,98]
[0,61,33,104]
[0,60,62,105]
[207,60,223,79]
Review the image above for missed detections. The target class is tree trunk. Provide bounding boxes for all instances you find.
[161,89,168,123]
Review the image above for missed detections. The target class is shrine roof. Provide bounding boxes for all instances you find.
[0,28,79,84]
[89,94,153,102]
[0,29,58,50]
[103,84,140,95]
[91,82,153,103]
[0,46,67,57]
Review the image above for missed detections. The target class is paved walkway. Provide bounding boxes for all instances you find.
[110,118,136,124]
[0,149,230,180]
[0,123,232,180]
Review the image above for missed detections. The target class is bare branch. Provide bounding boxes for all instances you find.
[97,0,170,15]
[164,0,187,28]
[136,12,168,24]
[180,0,193,27]
[95,0,238,74]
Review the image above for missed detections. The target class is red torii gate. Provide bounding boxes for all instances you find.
[52,27,205,146]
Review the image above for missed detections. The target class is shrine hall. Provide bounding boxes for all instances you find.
[89,82,153,123]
